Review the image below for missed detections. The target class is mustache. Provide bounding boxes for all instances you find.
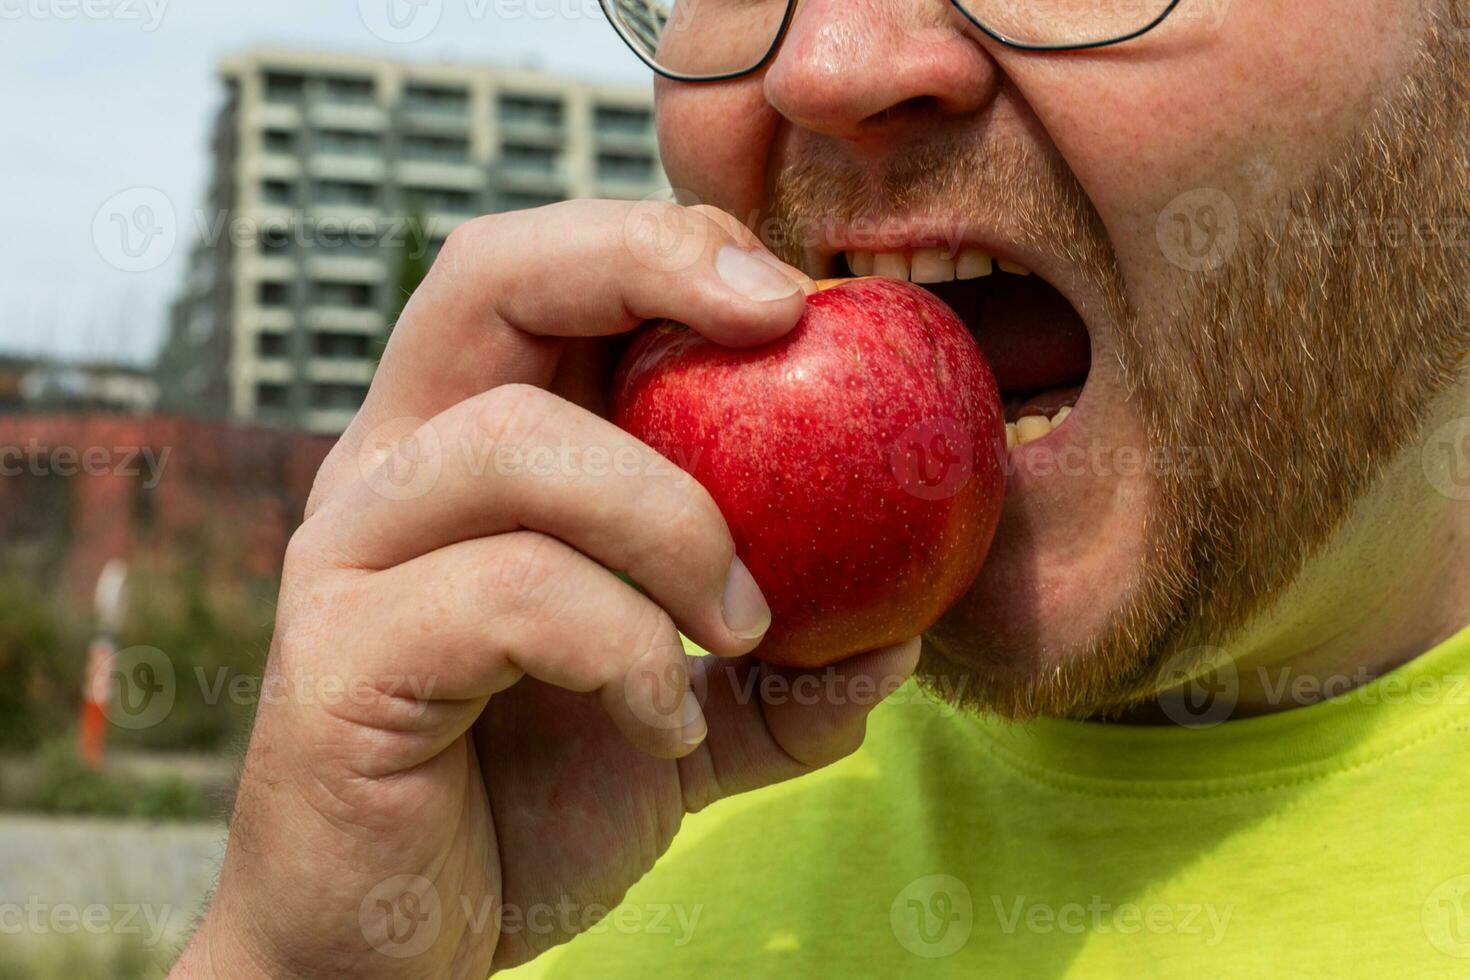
[762,132,1121,295]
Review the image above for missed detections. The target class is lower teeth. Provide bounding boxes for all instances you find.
[1006,405,1072,449]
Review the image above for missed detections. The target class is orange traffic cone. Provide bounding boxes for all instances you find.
[79,637,114,769]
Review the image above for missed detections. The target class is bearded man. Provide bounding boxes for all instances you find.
[173,0,1470,976]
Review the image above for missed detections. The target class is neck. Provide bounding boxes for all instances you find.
[1116,394,1470,724]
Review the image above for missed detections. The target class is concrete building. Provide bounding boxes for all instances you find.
[159,48,665,434]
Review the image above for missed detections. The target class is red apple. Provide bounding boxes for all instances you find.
[611,277,1006,668]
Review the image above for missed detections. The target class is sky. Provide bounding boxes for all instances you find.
[0,0,651,366]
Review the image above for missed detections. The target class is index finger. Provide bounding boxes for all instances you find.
[309,201,812,514]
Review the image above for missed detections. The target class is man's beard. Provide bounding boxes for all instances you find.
[764,13,1470,719]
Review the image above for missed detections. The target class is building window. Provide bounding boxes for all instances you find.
[257,333,290,357]
[314,237,384,261]
[264,72,306,103]
[401,134,471,164]
[500,144,558,174]
[322,76,376,105]
[316,180,379,207]
[594,106,652,136]
[263,129,297,154]
[256,382,289,409]
[499,94,563,128]
[596,152,656,182]
[258,281,292,307]
[260,225,292,253]
[312,332,373,360]
[403,84,469,115]
[311,382,370,411]
[262,180,295,206]
[315,129,381,157]
[403,186,477,214]
[314,281,376,309]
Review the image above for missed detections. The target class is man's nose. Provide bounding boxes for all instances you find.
[762,0,1003,143]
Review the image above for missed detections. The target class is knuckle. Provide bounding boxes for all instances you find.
[302,446,348,520]
[623,603,686,684]
[482,532,565,611]
[282,519,329,580]
[635,483,733,580]
[471,383,562,451]
[621,201,704,255]
[272,541,358,673]
[633,602,681,658]
[437,214,501,267]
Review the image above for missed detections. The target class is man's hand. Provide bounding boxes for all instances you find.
[171,201,922,978]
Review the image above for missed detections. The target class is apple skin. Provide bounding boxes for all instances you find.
[611,277,1006,669]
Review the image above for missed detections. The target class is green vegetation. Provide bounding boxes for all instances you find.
[0,932,168,980]
[110,565,270,754]
[0,551,275,822]
[17,742,212,822]
[0,574,73,751]
[0,561,273,757]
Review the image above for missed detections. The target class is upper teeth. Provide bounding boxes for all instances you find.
[846,248,1028,283]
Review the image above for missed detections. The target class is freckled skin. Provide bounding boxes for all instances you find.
[612,278,1005,667]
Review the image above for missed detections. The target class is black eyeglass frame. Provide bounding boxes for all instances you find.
[600,0,1186,82]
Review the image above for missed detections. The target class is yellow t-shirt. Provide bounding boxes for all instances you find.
[507,626,1470,978]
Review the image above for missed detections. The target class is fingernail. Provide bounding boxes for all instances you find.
[679,690,708,746]
[722,556,772,640]
[716,246,802,302]
[751,248,818,295]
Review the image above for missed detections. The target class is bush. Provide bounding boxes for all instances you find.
[0,577,68,751]
[24,742,210,822]
[0,554,275,756]
[110,562,273,755]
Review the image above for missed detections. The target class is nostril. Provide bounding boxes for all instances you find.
[762,0,1003,141]
[869,95,946,127]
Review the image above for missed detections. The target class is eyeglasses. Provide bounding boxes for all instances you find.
[602,0,1185,81]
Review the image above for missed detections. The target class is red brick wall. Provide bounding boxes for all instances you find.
[0,414,336,603]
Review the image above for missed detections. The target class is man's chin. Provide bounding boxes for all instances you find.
[920,453,1163,720]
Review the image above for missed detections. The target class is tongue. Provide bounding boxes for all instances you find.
[927,275,1091,395]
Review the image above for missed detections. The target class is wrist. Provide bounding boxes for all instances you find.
[170,895,295,980]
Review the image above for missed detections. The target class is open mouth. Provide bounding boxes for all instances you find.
[829,247,1094,451]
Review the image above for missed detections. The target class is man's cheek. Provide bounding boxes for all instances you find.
[656,82,773,214]
[1009,0,1412,219]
